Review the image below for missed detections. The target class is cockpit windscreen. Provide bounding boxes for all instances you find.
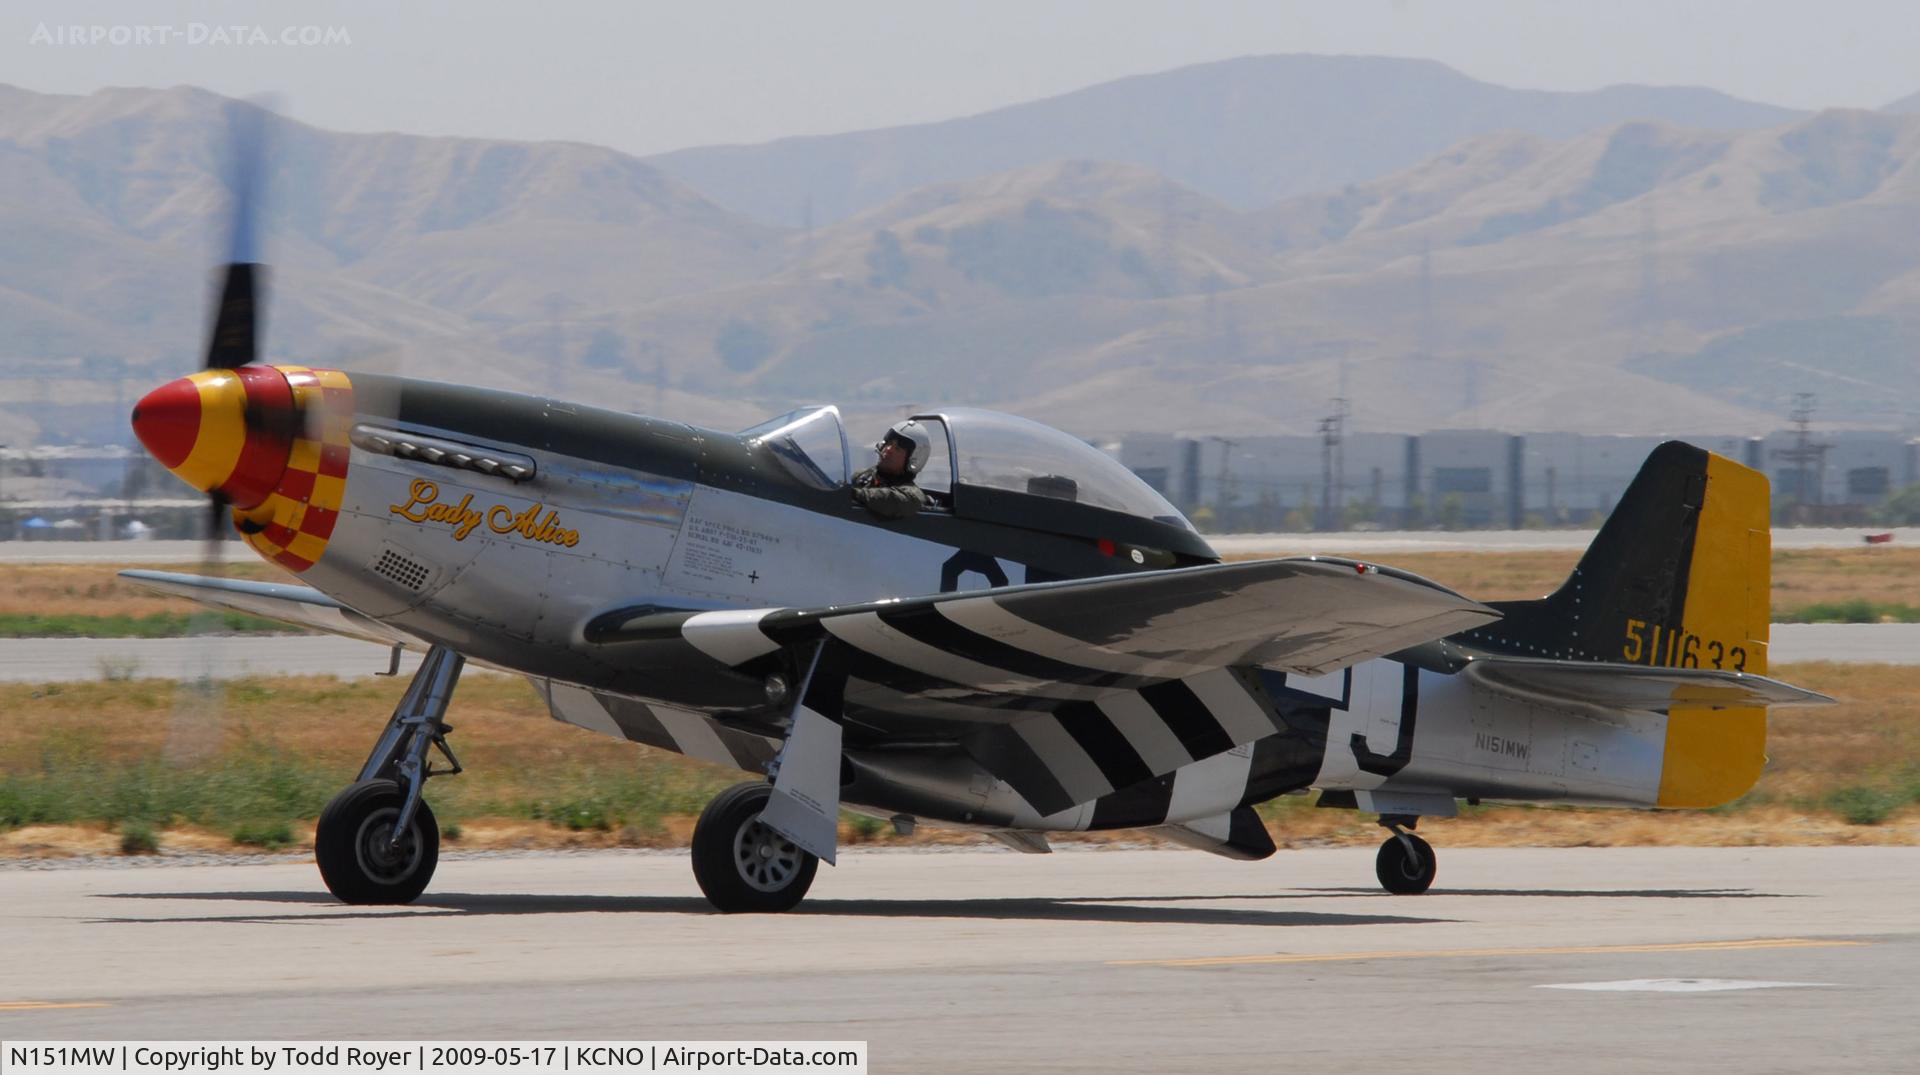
[741,406,850,490]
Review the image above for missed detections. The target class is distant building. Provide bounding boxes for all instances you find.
[1414,430,1522,529]
[1523,433,1671,525]
[1754,430,1918,508]
[1115,433,1195,507]
[1110,427,1920,532]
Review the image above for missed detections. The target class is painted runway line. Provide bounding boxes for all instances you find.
[1111,936,1868,968]
[1538,979,1833,992]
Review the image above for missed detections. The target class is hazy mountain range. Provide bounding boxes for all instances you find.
[648,53,1801,226]
[3,55,1919,449]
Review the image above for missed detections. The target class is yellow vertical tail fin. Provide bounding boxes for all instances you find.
[1470,442,1772,807]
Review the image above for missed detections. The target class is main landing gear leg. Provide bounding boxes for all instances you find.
[691,642,838,913]
[1374,814,1437,895]
[314,645,465,904]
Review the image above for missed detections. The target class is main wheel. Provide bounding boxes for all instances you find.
[1375,832,1437,895]
[315,779,440,905]
[691,782,819,913]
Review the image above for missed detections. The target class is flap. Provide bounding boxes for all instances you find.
[1149,805,1277,861]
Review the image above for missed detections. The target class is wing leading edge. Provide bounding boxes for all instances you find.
[118,569,413,649]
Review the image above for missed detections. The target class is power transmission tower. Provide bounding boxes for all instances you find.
[1209,436,1237,528]
[1633,200,1660,358]
[1419,239,1434,362]
[544,292,569,396]
[801,194,814,263]
[1319,397,1348,531]
[1771,393,1830,516]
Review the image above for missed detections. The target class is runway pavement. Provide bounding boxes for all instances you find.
[0,540,255,565]
[0,635,429,682]
[3,622,1908,683]
[0,847,1913,1072]
[1771,622,1920,664]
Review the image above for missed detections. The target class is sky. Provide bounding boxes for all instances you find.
[5,0,1919,157]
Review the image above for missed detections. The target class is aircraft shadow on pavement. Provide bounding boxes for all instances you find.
[95,890,1451,928]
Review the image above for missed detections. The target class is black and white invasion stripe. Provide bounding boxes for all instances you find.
[596,562,1480,816]
[964,667,1298,817]
[536,678,779,773]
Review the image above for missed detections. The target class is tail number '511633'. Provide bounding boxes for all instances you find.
[1623,618,1746,670]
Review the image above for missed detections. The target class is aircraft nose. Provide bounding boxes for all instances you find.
[130,367,298,508]
[129,376,202,471]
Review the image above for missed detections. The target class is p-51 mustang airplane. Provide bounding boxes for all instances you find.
[126,110,1829,910]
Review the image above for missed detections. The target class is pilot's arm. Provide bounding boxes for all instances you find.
[852,473,927,520]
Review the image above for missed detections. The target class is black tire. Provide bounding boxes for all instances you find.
[691,782,819,913]
[1375,832,1437,895]
[314,779,439,905]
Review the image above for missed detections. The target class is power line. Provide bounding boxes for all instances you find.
[1771,392,1830,511]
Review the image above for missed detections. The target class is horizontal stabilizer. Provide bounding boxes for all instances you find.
[1466,656,1833,713]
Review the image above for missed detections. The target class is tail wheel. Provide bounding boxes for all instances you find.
[691,782,819,913]
[1375,832,1437,895]
[315,779,440,904]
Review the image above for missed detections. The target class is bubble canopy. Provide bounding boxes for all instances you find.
[937,408,1193,531]
[738,404,1207,554]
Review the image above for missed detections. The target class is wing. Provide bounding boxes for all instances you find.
[1465,656,1835,713]
[118,569,415,649]
[589,557,1497,683]
[589,557,1498,815]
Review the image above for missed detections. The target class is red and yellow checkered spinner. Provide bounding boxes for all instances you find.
[130,365,353,572]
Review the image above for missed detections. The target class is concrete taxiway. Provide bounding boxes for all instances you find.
[1,847,1915,1072]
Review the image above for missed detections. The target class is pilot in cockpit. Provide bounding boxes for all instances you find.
[851,420,931,520]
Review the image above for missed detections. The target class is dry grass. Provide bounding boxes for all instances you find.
[1766,548,1920,608]
[0,562,280,618]
[0,676,554,769]
[1256,802,1919,850]
[1,662,1915,856]
[1755,663,1920,801]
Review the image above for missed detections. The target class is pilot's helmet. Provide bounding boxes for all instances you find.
[878,420,932,477]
